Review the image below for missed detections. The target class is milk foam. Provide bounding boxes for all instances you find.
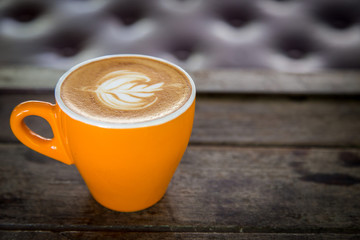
[94,70,164,110]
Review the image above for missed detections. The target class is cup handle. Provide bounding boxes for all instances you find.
[10,101,73,165]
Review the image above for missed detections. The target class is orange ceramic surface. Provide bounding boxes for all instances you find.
[10,100,195,212]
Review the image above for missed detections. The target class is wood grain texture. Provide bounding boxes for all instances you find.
[1,144,359,233]
[193,70,360,95]
[192,96,360,147]
[2,94,360,147]
[1,66,360,94]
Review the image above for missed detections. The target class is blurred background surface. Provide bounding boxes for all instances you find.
[0,0,360,73]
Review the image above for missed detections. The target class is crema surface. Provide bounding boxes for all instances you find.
[60,56,192,124]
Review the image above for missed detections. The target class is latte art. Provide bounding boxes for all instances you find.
[60,56,192,124]
[94,70,164,110]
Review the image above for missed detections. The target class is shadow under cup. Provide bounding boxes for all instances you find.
[10,54,196,212]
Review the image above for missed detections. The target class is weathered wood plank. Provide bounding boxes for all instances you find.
[1,66,360,94]
[2,94,360,147]
[1,144,359,233]
[0,66,63,91]
[191,96,360,147]
[0,231,358,240]
[193,70,360,95]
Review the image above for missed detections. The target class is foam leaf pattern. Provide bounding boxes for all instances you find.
[95,70,164,110]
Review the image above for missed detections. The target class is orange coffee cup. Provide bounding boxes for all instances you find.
[10,55,196,212]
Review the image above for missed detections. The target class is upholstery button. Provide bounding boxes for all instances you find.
[169,40,196,61]
[276,32,315,60]
[108,1,145,26]
[222,10,251,28]
[285,49,306,60]
[330,19,353,30]
[47,30,88,57]
[217,2,256,28]
[4,2,45,23]
[57,47,79,58]
[173,49,192,61]
[313,1,359,30]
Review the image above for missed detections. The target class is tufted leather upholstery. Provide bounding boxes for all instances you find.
[0,0,360,72]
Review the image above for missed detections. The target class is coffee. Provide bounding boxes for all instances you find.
[60,56,192,124]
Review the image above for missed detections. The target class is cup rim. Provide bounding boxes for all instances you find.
[55,54,196,129]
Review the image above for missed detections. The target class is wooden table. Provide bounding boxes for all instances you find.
[1,67,360,239]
